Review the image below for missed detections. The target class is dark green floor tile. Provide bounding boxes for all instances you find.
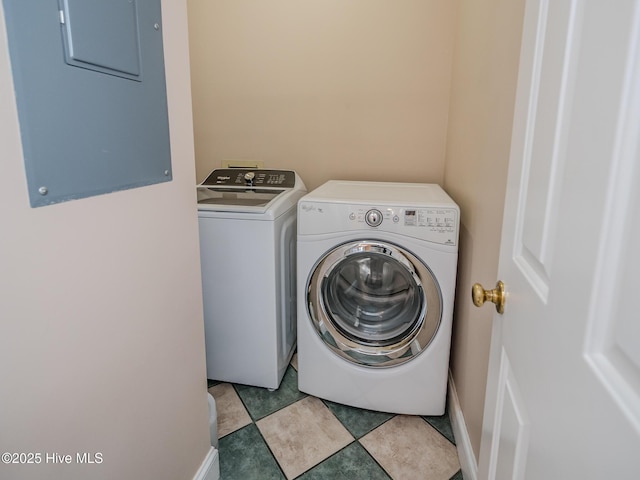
[207,379,220,388]
[450,469,464,480]
[297,442,391,480]
[422,410,455,445]
[323,400,394,439]
[235,365,307,420]
[218,424,285,480]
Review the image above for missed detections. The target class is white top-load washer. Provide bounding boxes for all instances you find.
[297,180,459,415]
[197,168,306,389]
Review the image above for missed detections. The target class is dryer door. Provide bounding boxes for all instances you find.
[307,240,442,367]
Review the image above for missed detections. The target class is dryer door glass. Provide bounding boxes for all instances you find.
[307,241,442,367]
[322,252,422,345]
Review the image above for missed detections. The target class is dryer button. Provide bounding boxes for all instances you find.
[365,209,383,227]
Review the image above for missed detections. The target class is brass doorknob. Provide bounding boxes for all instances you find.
[471,281,505,314]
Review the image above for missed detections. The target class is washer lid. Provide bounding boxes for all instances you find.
[197,187,284,209]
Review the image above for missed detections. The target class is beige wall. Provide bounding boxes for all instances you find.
[444,0,525,459]
[187,0,526,466]
[187,0,457,190]
[0,2,211,479]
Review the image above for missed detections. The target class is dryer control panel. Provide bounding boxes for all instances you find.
[300,201,459,247]
[297,181,460,247]
[348,206,458,245]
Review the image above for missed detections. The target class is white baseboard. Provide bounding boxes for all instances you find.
[448,371,479,480]
[192,447,220,480]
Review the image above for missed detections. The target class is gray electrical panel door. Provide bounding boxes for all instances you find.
[3,0,172,207]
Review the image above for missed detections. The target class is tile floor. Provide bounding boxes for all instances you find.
[208,354,463,480]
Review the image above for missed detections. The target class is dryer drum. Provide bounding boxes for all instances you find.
[307,240,443,367]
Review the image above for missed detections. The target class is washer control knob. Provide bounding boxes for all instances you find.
[244,171,256,185]
[365,209,383,227]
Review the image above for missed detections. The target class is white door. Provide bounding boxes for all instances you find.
[477,0,640,478]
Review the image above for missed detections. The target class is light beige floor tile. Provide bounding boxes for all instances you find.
[208,383,252,438]
[290,353,298,371]
[257,396,354,479]
[360,415,460,480]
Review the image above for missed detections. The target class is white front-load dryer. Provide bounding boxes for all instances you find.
[198,168,306,390]
[296,180,459,415]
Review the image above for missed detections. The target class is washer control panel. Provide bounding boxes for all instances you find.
[202,168,296,188]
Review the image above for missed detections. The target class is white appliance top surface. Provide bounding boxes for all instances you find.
[302,180,456,208]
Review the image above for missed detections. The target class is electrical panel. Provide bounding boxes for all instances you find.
[3,0,172,207]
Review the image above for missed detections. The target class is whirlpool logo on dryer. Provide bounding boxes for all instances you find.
[301,204,324,213]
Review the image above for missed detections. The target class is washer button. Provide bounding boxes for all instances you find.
[349,212,356,221]
[393,215,400,223]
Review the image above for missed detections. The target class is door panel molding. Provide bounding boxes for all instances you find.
[585,3,640,433]
[514,0,581,303]
[487,349,530,480]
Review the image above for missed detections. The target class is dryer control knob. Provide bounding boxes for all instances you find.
[365,209,383,227]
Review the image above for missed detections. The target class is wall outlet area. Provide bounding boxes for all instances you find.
[221,160,264,169]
